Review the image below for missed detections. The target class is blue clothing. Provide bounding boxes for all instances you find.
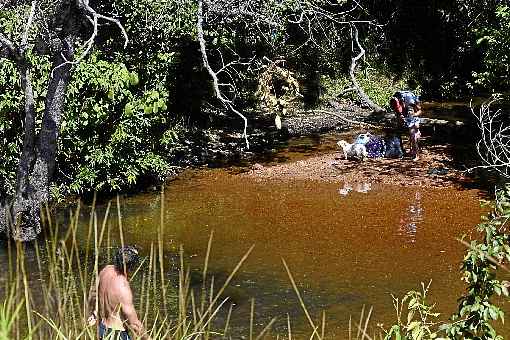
[99,321,131,340]
[354,133,371,145]
[384,135,404,158]
[398,91,419,106]
[365,135,386,158]
[394,91,420,117]
[405,116,420,128]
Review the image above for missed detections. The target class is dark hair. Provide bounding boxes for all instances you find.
[114,246,140,274]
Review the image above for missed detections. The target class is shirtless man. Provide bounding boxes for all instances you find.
[88,246,151,340]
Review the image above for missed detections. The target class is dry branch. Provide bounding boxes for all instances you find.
[348,24,384,113]
[197,0,250,149]
[199,0,384,146]
[52,0,129,75]
[468,99,510,178]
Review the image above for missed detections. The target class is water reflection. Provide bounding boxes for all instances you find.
[397,191,423,243]
[53,170,487,338]
[338,182,372,196]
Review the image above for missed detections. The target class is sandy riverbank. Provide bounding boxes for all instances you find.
[243,138,477,188]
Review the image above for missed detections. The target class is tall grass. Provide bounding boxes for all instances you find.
[0,193,376,339]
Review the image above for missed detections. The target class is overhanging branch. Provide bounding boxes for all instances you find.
[52,0,129,75]
[468,98,510,178]
[197,0,250,149]
[348,23,384,113]
[20,0,36,52]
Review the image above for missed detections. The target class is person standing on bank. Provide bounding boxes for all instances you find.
[389,90,422,161]
[87,246,151,340]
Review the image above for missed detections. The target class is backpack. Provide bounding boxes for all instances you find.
[390,96,403,113]
[384,135,403,158]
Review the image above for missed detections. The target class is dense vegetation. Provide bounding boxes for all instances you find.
[1,0,508,202]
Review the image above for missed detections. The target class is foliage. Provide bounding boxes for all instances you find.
[319,74,351,101]
[99,0,196,83]
[0,60,21,197]
[0,50,181,198]
[441,185,510,339]
[60,53,176,194]
[383,281,440,340]
[472,5,510,92]
[321,68,409,108]
[3,0,510,200]
[0,53,52,197]
[255,60,301,128]
[357,69,411,108]
[359,0,507,99]
[0,288,23,339]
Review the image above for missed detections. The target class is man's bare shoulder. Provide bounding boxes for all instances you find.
[99,266,128,286]
[99,265,129,286]
[100,265,115,274]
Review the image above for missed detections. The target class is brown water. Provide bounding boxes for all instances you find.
[63,158,510,338]
[5,101,510,338]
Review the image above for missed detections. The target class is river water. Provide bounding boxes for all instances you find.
[61,130,510,339]
[3,101,509,338]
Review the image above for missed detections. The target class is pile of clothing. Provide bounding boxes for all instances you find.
[353,133,403,159]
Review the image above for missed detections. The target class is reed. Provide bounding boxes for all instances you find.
[0,192,376,339]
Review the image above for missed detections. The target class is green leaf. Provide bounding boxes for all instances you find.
[489,306,499,320]
[476,36,489,45]
[129,72,139,86]
[502,284,509,296]
[124,103,133,116]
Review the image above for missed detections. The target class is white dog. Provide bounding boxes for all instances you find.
[337,140,368,161]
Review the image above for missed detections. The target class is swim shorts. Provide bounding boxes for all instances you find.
[99,322,131,340]
[405,116,420,128]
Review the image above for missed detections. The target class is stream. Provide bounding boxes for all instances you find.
[2,102,510,338]
[66,131,509,338]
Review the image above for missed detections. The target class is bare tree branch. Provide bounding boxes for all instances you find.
[0,0,36,61]
[52,0,129,75]
[197,0,250,149]
[348,23,384,113]
[20,0,36,52]
[467,98,510,178]
[197,0,386,143]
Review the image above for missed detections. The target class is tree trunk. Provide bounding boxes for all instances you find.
[1,34,75,241]
[15,60,37,194]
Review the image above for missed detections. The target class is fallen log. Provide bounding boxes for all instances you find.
[282,100,469,137]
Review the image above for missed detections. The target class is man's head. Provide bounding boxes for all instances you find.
[114,246,140,275]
